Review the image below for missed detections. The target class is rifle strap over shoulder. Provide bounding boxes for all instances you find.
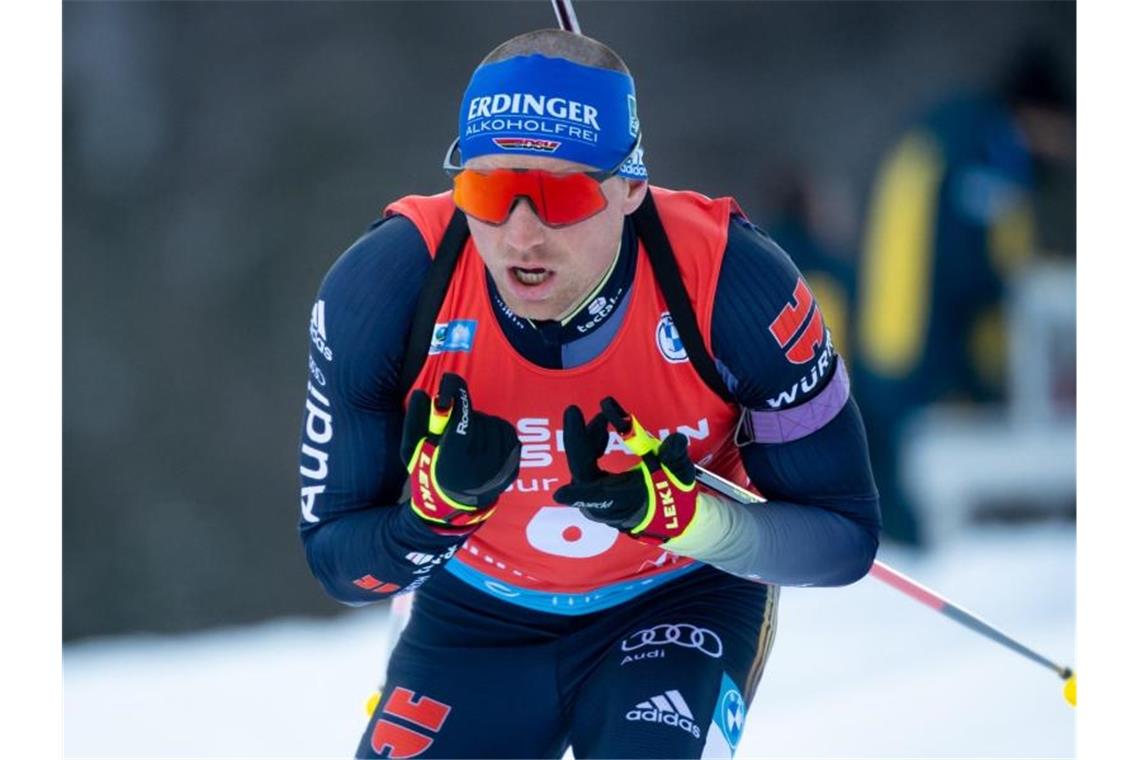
[631,191,734,403]
[397,208,470,398]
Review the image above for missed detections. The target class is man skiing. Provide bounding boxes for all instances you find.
[299,28,880,759]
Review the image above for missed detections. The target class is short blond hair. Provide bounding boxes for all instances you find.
[480,28,631,76]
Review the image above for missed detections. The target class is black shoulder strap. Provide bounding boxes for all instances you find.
[632,190,735,403]
[397,209,470,397]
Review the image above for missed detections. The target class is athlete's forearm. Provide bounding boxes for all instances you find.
[665,396,881,586]
[663,491,878,586]
[297,213,446,605]
[302,504,469,605]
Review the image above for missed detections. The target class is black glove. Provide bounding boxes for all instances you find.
[401,373,520,532]
[553,397,700,545]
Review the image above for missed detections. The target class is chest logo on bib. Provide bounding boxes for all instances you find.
[655,312,688,363]
[429,320,477,355]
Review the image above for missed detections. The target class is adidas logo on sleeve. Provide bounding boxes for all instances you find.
[625,690,700,738]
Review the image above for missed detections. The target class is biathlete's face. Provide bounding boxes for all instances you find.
[461,153,647,321]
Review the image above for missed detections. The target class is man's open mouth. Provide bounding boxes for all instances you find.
[512,267,552,285]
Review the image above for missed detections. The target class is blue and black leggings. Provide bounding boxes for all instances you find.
[356,565,779,759]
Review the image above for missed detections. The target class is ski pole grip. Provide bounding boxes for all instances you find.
[429,373,466,435]
[428,399,452,436]
[600,397,657,456]
[600,397,631,433]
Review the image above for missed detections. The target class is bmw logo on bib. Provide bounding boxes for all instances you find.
[714,672,746,751]
[656,312,688,363]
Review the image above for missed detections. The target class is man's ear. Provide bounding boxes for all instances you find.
[621,180,649,215]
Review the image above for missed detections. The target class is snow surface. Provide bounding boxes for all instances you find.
[64,525,1074,758]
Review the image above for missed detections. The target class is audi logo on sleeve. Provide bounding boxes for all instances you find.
[619,623,724,665]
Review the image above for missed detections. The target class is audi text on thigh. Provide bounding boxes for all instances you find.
[620,623,724,657]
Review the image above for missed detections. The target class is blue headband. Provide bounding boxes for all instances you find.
[458,54,647,179]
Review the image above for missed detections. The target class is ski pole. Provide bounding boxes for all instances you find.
[550,0,581,34]
[692,462,1076,707]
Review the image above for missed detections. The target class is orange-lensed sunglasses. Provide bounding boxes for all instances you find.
[442,135,642,228]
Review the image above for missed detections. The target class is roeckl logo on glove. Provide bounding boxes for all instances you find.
[570,499,614,510]
[455,388,470,435]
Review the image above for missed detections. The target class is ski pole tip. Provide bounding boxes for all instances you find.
[1063,673,1076,708]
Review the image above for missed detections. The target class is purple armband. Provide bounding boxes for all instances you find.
[735,357,851,445]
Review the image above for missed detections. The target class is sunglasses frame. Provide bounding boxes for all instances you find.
[441,133,644,227]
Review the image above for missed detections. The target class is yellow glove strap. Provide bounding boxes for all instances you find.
[661,491,733,555]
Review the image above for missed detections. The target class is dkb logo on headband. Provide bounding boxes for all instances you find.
[492,137,561,152]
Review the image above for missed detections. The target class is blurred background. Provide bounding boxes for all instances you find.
[63,1,1075,757]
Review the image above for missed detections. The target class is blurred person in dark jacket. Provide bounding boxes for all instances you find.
[854,43,1075,546]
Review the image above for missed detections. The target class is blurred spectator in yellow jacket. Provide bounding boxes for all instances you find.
[854,42,1075,546]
